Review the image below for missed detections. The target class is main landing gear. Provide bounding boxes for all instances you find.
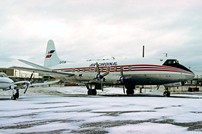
[126,89,134,95]
[87,89,97,95]
[163,88,170,97]
[11,88,19,100]
[86,84,97,95]
[125,83,135,95]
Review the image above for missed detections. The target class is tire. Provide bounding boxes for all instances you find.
[15,92,19,99]
[88,89,93,95]
[11,95,16,100]
[126,89,134,95]
[88,89,97,95]
[163,91,170,97]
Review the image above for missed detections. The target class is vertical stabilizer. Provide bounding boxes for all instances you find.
[44,40,61,67]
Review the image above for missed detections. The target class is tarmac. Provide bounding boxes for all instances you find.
[0,86,202,134]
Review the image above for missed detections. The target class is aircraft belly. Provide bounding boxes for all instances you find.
[125,72,189,85]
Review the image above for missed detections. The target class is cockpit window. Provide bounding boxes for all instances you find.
[173,60,179,64]
[162,59,192,72]
[163,59,179,65]
[0,73,7,77]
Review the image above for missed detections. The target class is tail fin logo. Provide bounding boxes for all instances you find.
[46,50,55,58]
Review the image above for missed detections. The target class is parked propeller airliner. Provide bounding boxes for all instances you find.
[11,40,195,96]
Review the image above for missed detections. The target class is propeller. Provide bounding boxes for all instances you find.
[24,72,34,94]
[120,66,126,94]
[95,62,110,90]
[95,62,110,80]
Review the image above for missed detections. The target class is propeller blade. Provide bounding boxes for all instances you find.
[120,66,124,77]
[100,79,103,91]
[120,66,125,83]
[95,62,100,75]
[24,82,30,94]
[123,85,125,94]
[29,72,34,81]
[120,66,126,94]
[95,63,110,91]
[24,72,34,94]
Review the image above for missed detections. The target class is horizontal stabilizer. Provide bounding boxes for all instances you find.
[9,66,75,77]
[18,59,50,70]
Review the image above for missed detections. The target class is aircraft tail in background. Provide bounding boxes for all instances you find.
[44,40,61,67]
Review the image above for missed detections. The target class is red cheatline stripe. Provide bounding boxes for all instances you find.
[56,65,193,74]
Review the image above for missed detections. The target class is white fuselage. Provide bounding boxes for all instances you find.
[0,77,14,90]
[50,58,194,85]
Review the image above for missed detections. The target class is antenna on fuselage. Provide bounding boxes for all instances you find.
[142,45,145,58]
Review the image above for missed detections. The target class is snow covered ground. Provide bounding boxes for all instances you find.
[0,86,202,134]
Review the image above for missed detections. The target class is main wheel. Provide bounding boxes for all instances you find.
[92,89,97,95]
[126,89,134,95]
[15,92,19,99]
[88,89,93,95]
[125,83,135,95]
[11,95,16,100]
[88,89,97,95]
[163,90,170,97]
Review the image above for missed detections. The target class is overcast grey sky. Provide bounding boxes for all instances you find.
[0,0,202,74]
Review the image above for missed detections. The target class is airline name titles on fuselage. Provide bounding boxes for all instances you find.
[89,62,118,67]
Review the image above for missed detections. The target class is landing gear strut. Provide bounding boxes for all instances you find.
[11,89,19,100]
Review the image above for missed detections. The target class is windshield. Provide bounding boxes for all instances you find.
[0,72,8,77]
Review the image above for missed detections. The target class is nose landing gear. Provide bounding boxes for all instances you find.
[11,88,19,100]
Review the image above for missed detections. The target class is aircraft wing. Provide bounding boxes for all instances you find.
[30,80,60,87]
[9,66,75,77]
[14,81,30,85]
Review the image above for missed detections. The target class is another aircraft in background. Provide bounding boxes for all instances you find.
[0,72,60,100]
[0,72,32,100]
[11,40,195,97]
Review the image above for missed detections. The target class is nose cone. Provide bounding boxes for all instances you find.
[190,72,195,80]
[186,69,195,81]
[192,72,195,79]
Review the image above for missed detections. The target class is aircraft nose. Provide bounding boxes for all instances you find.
[192,72,195,78]
[7,78,14,83]
[189,71,195,80]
